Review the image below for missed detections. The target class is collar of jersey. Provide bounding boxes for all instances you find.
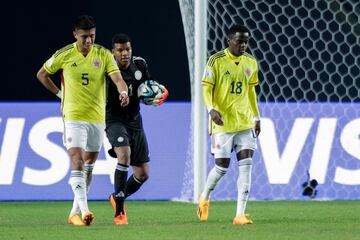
[74,42,93,57]
[225,48,242,61]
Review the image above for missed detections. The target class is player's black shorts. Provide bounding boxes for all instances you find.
[105,121,150,166]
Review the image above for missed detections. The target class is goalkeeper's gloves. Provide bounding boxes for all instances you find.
[152,85,169,106]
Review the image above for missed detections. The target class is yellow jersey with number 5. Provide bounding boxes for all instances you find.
[202,48,259,134]
[44,43,119,123]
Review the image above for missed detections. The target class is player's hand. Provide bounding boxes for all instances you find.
[119,91,129,107]
[152,85,169,106]
[209,109,223,126]
[254,120,261,137]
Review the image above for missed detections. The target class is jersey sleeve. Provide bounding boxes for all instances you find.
[43,52,63,74]
[248,61,260,118]
[202,57,216,87]
[134,57,152,79]
[248,86,260,118]
[249,62,259,86]
[105,50,120,75]
[202,57,217,111]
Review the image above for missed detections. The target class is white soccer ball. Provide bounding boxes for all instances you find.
[137,80,163,105]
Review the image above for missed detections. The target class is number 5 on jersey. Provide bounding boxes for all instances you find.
[82,73,89,85]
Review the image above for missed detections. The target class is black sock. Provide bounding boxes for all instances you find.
[114,163,128,216]
[125,174,144,199]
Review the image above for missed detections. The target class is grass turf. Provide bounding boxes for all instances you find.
[0,200,359,240]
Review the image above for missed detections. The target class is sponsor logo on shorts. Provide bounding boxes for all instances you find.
[117,137,124,142]
[67,137,72,143]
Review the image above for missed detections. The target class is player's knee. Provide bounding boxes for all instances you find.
[214,158,230,176]
[236,149,254,159]
[135,172,149,183]
[68,151,83,170]
[68,149,82,160]
[114,147,130,164]
[215,158,230,168]
[138,174,149,183]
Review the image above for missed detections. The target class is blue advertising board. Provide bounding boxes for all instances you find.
[0,102,359,200]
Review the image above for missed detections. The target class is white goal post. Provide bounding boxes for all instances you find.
[193,0,208,203]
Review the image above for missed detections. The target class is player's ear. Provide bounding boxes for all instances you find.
[227,38,230,44]
[73,31,77,39]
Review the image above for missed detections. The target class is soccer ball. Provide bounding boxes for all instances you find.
[137,80,163,105]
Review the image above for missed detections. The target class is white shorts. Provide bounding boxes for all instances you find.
[63,121,105,152]
[211,129,257,159]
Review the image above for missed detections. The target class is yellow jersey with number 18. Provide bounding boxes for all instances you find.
[202,48,259,134]
[44,42,119,124]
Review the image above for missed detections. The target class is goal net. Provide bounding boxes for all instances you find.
[179,0,360,200]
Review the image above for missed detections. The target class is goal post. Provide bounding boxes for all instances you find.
[178,0,208,202]
[193,0,208,203]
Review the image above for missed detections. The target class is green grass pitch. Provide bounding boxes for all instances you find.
[0,200,359,240]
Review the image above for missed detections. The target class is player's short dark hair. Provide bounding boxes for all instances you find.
[227,24,249,37]
[112,33,131,47]
[74,15,96,30]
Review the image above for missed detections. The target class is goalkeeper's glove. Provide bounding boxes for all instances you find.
[152,85,169,106]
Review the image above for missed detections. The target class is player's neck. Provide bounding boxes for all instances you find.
[118,62,130,70]
[76,43,91,57]
[228,48,243,58]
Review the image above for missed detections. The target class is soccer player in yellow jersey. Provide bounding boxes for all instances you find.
[36,15,129,226]
[197,24,261,225]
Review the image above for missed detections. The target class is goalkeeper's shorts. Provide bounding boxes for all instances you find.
[105,121,150,165]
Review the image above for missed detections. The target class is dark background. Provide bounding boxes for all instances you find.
[1,0,190,102]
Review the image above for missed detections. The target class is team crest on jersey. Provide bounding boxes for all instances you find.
[134,70,142,80]
[93,60,101,68]
[245,68,252,77]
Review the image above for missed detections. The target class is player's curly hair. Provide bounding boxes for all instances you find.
[74,15,96,30]
[112,33,131,47]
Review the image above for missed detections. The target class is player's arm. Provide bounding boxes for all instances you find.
[109,72,129,107]
[203,84,223,126]
[36,66,62,99]
[202,64,223,126]
[248,84,260,136]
